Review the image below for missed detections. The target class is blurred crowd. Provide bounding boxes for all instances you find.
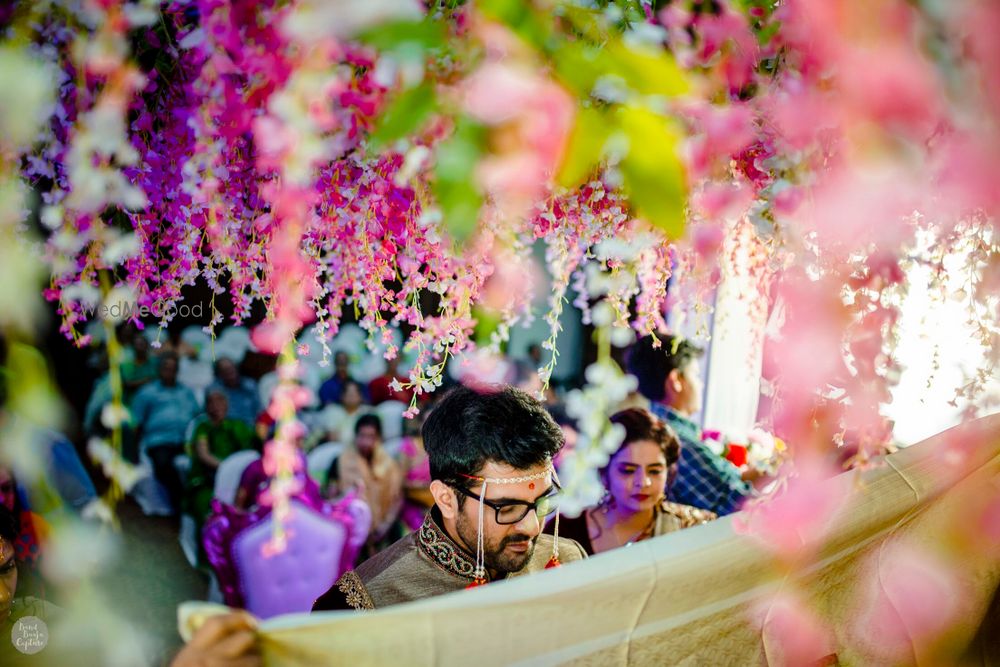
[3,320,783,657]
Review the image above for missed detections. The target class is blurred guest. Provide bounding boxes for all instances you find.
[120,334,158,402]
[0,415,97,515]
[309,379,371,446]
[397,411,432,532]
[0,504,62,666]
[234,434,323,512]
[185,390,255,530]
[131,352,200,511]
[328,414,402,549]
[207,357,259,427]
[546,408,715,555]
[0,467,48,597]
[0,340,97,511]
[628,334,752,516]
[367,356,414,406]
[318,351,366,406]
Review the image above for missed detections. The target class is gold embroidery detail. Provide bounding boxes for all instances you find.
[337,570,375,610]
[417,512,478,580]
[662,500,717,528]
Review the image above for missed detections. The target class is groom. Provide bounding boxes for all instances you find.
[171,384,587,665]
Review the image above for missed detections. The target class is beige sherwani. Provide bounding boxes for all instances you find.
[313,508,587,611]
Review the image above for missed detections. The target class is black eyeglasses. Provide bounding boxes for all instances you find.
[451,483,561,525]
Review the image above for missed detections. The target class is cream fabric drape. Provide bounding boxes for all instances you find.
[180,414,1000,666]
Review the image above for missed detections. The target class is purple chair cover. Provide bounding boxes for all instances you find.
[203,491,370,613]
[234,501,346,618]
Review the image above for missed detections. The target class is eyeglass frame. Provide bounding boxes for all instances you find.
[450,480,561,525]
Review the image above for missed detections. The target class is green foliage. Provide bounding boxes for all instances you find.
[355,19,446,54]
[479,0,554,50]
[617,105,686,239]
[368,81,437,150]
[472,305,503,345]
[602,41,688,98]
[433,117,487,245]
[364,0,693,243]
[557,105,610,188]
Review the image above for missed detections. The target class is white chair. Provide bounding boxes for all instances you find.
[215,326,252,364]
[307,441,344,484]
[179,356,213,407]
[297,324,329,367]
[184,414,208,446]
[131,450,174,516]
[356,357,386,385]
[448,348,514,385]
[181,325,212,353]
[376,400,407,441]
[331,323,367,352]
[213,450,261,505]
[257,371,279,408]
[299,361,324,397]
[179,514,199,568]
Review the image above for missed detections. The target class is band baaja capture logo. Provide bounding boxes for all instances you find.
[11,615,48,655]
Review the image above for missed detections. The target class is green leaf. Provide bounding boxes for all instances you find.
[553,41,605,97]
[478,0,553,50]
[433,118,487,245]
[617,105,687,239]
[472,305,502,346]
[557,105,611,188]
[604,42,689,98]
[369,82,437,150]
[355,19,445,53]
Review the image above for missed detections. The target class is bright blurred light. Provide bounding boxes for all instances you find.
[886,229,1000,445]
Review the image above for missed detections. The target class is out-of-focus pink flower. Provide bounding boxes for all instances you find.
[753,591,836,667]
[691,221,726,263]
[690,182,752,221]
[682,104,756,180]
[480,248,541,313]
[934,131,1000,218]
[960,0,1000,118]
[852,541,963,661]
[252,320,296,355]
[693,9,758,94]
[841,42,941,136]
[462,62,574,201]
[764,271,850,446]
[253,115,297,169]
[454,348,513,387]
[795,163,921,255]
[978,490,1000,549]
[764,82,838,151]
[734,455,847,558]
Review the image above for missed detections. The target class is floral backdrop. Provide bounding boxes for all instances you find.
[0,0,998,663]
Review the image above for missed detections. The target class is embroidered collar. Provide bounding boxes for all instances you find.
[417,508,481,582]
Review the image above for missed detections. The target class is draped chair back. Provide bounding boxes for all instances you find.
[375,400,406,440]
[203,493,371,615]
[234,500,348,619]
[213,450,260,505]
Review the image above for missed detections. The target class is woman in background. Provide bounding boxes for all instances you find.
[397,410,432,532]
[546,408,715,555]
